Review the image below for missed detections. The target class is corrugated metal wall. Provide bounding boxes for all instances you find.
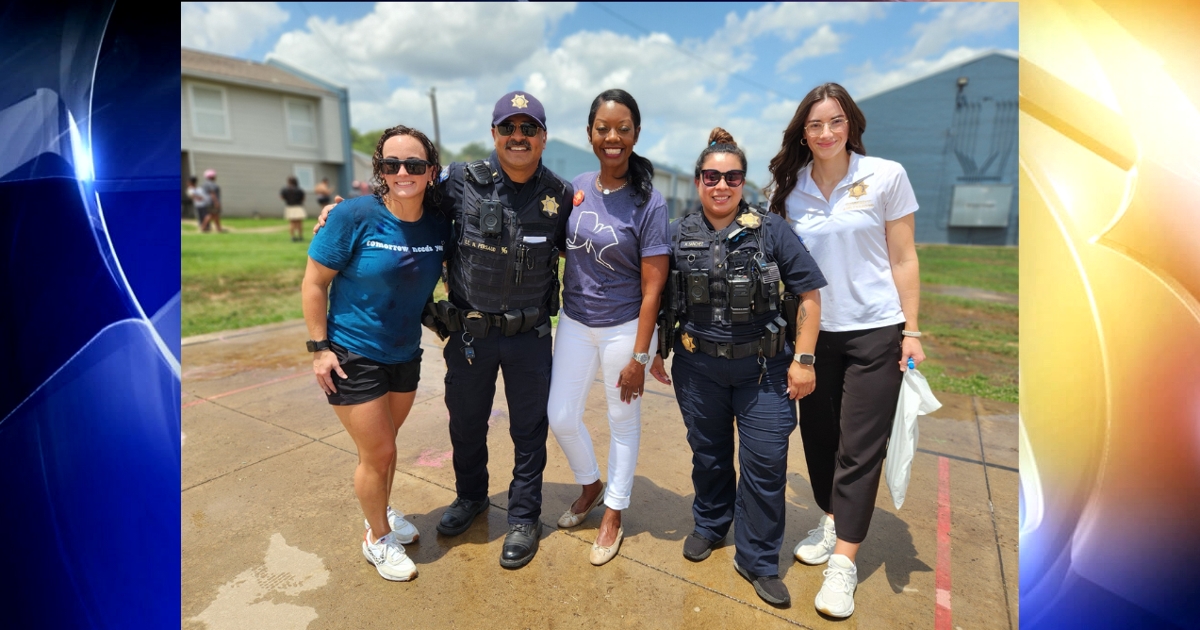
[857,54,1019,245]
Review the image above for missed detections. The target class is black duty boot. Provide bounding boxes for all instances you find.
[499,521,542,569]
[436,497,489,536]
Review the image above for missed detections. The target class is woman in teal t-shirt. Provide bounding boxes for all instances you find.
[301,125,449,583]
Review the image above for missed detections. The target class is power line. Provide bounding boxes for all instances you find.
[590,2,802,103]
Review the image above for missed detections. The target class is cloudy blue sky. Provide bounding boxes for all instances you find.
[181,2,1018,185]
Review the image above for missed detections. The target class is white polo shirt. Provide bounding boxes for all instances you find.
[785,152,918,332]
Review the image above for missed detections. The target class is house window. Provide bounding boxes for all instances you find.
[293,165,315,191]
[285,98,318,148]
[189,83,230,139]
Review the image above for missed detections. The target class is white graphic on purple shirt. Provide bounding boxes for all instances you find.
[567,210,619,271]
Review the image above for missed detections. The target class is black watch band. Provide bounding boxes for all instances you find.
[307,339,332,352]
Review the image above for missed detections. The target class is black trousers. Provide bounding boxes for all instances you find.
[798,323,903,544]
[444,326,552,524]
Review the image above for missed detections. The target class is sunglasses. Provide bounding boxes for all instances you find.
[700,169,746,187]
[495,121,542,137]
[380,158,433,175]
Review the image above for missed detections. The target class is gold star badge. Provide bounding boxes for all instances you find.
[735,212,761,229]
[848,180,869,200]
[541,195,559,216]
[511,94,529,109]
[681,332,696,353]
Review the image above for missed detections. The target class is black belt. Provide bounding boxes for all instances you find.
[457,306,547,338]
[689,334,780,360]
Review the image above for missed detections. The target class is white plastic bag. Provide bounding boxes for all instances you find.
[885,367,942,509]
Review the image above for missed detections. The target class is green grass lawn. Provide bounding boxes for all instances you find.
[183,229,1019,401]
[916,243,1017,294]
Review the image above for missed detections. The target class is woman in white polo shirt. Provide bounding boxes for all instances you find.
[765,82,925,619]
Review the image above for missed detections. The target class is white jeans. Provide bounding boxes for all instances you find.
[548,312,657,511]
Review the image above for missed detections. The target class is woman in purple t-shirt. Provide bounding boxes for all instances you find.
[547,89,671,566]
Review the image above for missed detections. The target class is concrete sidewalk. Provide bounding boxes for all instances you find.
[181,320,1018,630]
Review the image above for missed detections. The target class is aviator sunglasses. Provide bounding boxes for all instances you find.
[495,121,542,137]
[380,158,433,175]
[699,169,746,187]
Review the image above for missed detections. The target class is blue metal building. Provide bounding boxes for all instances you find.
[856,50,1018,245]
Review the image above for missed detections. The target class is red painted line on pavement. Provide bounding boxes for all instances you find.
[936,456,952,630]
[182,371,310,409]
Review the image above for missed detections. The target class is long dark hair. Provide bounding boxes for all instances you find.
[694,127,753,215]
[587,89,654,207]
[371,124,443,213]
[767,83,867,216]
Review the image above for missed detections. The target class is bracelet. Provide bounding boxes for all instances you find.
[901,330,922,338]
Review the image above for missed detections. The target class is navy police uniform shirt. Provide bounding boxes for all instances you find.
[676,210,827,344]
[437,151,574,255]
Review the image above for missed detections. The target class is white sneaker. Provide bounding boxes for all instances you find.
[362,530,417,582]
[794,514,836,565]
[363,506,420,544]
[815,554,857,618]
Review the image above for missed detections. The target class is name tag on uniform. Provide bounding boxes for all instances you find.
[523,236,547,244]
[680,239,707,249]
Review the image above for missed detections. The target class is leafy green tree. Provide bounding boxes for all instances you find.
[351,128,387,156]
[449,141,490,163]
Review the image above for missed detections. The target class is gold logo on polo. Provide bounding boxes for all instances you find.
[681,332,696,353]
[541,195,559,216]
[511,94,529,109]
[848,180,869,200]
[735,212,760,229]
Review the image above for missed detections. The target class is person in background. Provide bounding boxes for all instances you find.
[281,176,307,242]
[546,89,670,566]
[200,169,226,233]
[315,177,333,207]
[301,125,449,583]
[650,128,825,607]
[768,82,925,619]
[188,176,209,230]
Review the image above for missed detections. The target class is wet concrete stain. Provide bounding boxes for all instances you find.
[192,533,329,630]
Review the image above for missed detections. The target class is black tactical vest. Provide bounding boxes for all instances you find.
[671,205,781,325]
[448,160,564,313]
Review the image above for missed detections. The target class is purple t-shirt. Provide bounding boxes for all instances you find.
[561,171,672,327]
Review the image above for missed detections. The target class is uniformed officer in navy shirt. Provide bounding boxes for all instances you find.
[432,92,573,569]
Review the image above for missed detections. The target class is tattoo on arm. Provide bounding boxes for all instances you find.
[799,304,808,327]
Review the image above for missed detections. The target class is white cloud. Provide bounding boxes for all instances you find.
[180,2,289,57]
[719,2,886,47]
[268,3,575,87]
[903,3,1018,62]
[845,46,1013,100]
[776,25,847,73]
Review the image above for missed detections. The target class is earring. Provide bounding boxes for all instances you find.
[801,137,808,146]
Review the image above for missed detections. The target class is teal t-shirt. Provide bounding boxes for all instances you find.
[308,195,449,363]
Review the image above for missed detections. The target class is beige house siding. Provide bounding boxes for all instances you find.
[190,152,341,217]
[182,79,329,162]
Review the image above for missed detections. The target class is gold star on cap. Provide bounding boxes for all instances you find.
[735,212,761,229]
[511,94,529,109]
[681,332,696,353]
[541,195,559,216]
[848,180,869,200]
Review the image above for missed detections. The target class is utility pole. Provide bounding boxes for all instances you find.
[428,86,442,156]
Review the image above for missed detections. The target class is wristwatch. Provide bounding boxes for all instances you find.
[632,352,650,365]
[794,353,816,365]
[307,339,332,352]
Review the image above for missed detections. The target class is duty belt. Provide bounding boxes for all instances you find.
[426,299,549,338]
[683,320,787,360]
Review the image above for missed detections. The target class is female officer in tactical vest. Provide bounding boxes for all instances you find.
[648,128,826,607]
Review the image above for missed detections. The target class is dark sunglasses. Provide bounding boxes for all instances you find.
[495,121,542,137]
[380,158,433,175]
[700,169,746,187]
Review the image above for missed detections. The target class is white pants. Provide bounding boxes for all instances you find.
[548,312,657,511]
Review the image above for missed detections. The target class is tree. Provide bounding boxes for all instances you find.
[351,128,386,156]
[449,141,490,163]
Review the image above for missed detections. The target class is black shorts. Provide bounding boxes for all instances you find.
[325,341,421,406]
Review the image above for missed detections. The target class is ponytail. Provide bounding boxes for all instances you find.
[625,151,654,207]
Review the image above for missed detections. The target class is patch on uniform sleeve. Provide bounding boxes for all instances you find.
[797,233,810,252]
[573,190,585,206]
[438,166,450,183]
